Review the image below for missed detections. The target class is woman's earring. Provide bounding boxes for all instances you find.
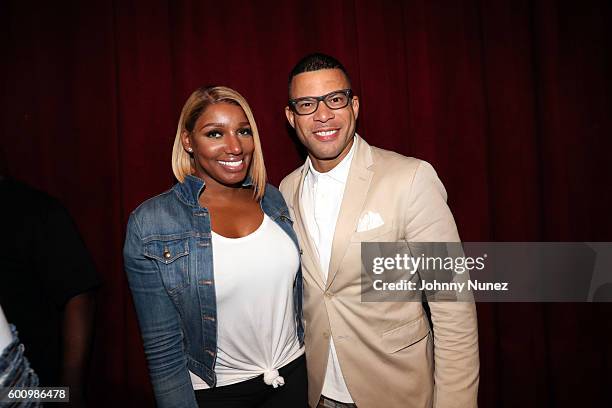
[187,147,193,152]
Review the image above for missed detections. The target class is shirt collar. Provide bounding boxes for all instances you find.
[306,136,357,185]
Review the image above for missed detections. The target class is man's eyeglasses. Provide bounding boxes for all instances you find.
[288,89,353,115]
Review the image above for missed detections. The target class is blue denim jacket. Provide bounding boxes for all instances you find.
[123,175,304,408]
[0,325,40,407]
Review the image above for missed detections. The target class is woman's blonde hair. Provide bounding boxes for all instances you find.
[171,86,266,200]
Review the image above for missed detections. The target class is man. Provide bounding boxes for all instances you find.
[279,53,479,408]
[0,175,100,407]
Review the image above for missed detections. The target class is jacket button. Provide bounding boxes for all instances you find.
[163,250,171,259]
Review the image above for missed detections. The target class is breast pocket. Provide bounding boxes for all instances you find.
[350,223,397,242]
[144,238,190,294]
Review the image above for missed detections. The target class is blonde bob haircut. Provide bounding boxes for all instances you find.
[171,86,267,201]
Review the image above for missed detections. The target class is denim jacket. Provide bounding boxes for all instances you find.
[123,175,304,408]
[0,325,40,407]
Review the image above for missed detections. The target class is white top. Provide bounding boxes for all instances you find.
[301,137,356,403]
[0,305,12,354]
[190,214,304,389]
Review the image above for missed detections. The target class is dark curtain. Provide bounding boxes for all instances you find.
[2,1,611,406]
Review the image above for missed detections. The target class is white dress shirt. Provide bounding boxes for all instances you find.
[301,137,356,403]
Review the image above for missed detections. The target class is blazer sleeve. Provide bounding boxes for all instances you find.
[404,161,480,408]
[123,214,197,408]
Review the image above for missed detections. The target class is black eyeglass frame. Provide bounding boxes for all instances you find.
[288,89,353,115]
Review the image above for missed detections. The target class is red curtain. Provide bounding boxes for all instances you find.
[2,1,611,406]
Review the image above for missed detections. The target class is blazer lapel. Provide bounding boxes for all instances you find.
[326,136,374,289]
[292,165,326,291]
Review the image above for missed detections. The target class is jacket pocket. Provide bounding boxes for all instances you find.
[381,315,430,353]
[350,223,397,242]
[144,238,190,294]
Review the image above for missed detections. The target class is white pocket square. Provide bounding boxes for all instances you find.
[357,211,385,232]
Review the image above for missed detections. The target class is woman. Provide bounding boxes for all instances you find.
[124,86,306,408]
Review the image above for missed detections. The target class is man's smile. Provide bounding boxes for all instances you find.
[313,128,340,141]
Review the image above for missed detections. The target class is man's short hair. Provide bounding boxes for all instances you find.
[288,53,351,96]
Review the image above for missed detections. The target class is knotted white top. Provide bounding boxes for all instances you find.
[190,214,304,389]
[263,369,285,388]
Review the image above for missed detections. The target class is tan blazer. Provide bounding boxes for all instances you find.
[280,136,479,408]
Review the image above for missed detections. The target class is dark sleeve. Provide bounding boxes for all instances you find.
[36,198,101,308]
